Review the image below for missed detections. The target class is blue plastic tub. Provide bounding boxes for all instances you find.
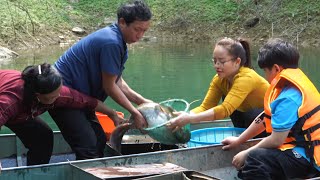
[187,127,245,147]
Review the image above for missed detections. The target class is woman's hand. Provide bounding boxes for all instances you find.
[109,113,125,127]
[221,136,241,150]
[166,111,190,132]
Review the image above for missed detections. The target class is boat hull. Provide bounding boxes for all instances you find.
[1,140,260,180]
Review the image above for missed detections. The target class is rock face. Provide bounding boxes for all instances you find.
[0,46,19,60]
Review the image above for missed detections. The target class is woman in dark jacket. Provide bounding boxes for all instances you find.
[0,63,123,167]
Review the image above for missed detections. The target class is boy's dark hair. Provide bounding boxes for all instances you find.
[216,37,252,68]
[117,0,152,25]
[21,63,62,105]
[258,38,299,69]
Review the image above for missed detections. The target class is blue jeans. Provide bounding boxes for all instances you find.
[239,148,320,180]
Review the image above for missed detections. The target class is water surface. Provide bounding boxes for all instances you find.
[0,41,319,133]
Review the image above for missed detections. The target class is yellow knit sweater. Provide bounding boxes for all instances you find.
[191,67,269,120]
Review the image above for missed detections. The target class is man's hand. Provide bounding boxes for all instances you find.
[137,98,153,105]
[131,110,147,129]
[143,98,153,103]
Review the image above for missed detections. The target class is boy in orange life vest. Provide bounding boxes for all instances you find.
[221,38,320,179]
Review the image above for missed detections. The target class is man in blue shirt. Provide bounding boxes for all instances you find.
[49,0,153,160]
[221,39,320,179]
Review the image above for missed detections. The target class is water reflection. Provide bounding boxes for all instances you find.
[0,41,319,133]
[0,45,67,70]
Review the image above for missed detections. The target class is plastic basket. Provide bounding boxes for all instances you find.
[141,99,191,145]
[187,127,245,147]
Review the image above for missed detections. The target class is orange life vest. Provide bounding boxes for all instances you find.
[264,68,320,166]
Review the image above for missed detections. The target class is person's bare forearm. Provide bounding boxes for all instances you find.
[101,65,148,128]
[95,100,116,116]
[107,83,137,114]
[108,79,148,128]
[237,119,265,144]
[102,73,137,114]
[189,108,216,123]
[119,79,150,105]
[247,131,289,151]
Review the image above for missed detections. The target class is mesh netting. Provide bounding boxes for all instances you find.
[159,99,190,112]
[143,99,191,145]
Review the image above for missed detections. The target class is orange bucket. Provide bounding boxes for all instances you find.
[96,111,124,140]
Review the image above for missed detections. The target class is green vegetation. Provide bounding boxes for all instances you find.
[0,0,69,46]
[1,0,319,49]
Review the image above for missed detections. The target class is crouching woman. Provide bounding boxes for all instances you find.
[0,63,123,167]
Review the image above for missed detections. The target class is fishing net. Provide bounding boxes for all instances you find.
[144,99,191,145]
[159,99,190,112]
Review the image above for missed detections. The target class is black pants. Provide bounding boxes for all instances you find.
[5,117,53,165]
[230,108,267,138]
[49,108,106,160]
[238,148,320,180]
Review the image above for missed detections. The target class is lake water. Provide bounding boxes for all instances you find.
[0,41,319,134]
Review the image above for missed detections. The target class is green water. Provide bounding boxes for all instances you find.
[0,42,319,134]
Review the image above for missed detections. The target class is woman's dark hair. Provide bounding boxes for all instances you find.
[216,37,252,68]
[21,63,62,104]
[258,38,299,69]
[117,0,152,25]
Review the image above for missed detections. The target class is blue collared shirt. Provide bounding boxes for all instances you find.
[55,23,128,101]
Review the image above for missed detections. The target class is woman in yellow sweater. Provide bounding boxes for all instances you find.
[168,38,269,136]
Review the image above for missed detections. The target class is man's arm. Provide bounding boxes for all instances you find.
[102,72,147,128]
[102,72,137,114]
[117,77,152,105]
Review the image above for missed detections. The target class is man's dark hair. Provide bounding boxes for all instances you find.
[117,0,152,25]
[258,38,299,69]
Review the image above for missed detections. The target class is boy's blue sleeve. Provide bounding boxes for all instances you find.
[270,86,302,132]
